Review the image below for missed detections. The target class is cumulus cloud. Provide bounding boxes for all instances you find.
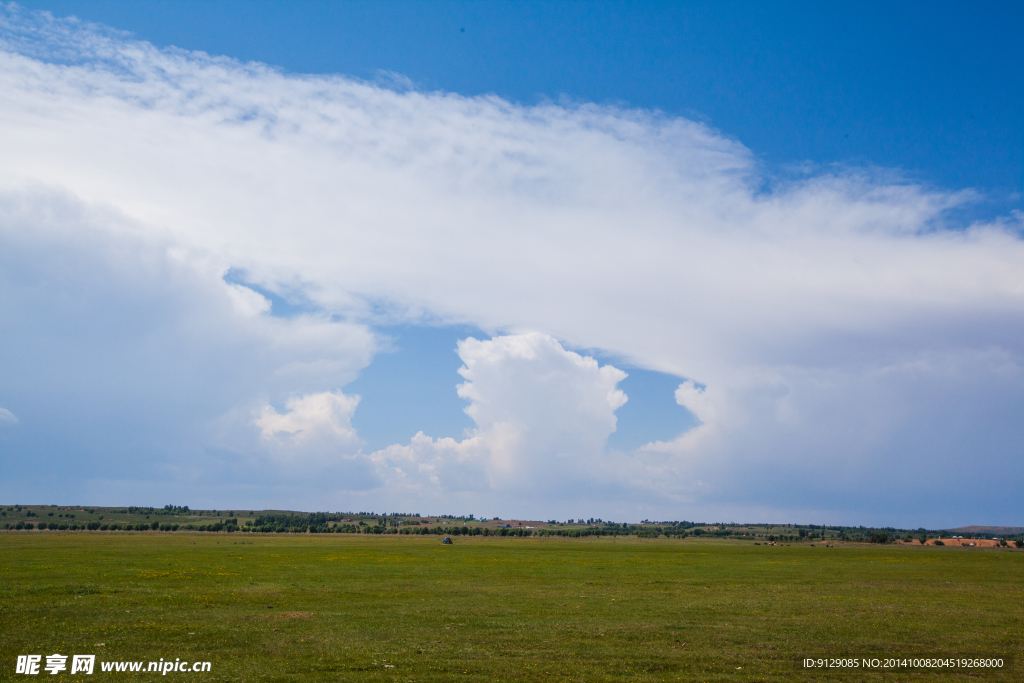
[0,185,376,500]
[674,381,713,427]
[367,333,633,515]
[0,6,1022,523]
[255,391,361,454]
[456,333,627,473]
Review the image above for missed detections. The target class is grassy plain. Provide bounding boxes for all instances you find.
[1,533,1021,682]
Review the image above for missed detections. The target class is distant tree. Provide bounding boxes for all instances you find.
[934,540,945,546]
[919,535,927,544]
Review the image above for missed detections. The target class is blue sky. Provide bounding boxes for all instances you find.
[1,2,1022,525]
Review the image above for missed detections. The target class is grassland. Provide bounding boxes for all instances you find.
[2,533,1021,682]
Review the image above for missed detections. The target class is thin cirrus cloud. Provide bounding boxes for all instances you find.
[0,6,1022,525]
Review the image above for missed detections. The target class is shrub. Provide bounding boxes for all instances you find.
[37,522,47,530]
[15,522,24,530]
[1016,540,1023,548]
[24,522,34,530]
[934,540,945,546]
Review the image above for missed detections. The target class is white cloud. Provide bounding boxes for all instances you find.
[0,7,1022,523]
[0,185,376,492]
[366,334,631,514]
[674,381,713,427]
[255,390,361,454]
[455,333,627,473]
[0,407,18,424]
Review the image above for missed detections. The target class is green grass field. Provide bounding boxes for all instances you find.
[2,533,1021,682]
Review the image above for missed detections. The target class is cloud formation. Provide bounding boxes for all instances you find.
[0,7,1022,524]
[368,333,629,514]
[256,391,361,456]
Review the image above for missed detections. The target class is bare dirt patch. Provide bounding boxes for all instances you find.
[920,538,1003,547]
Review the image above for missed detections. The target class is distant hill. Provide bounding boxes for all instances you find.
[943,526,1024,536]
